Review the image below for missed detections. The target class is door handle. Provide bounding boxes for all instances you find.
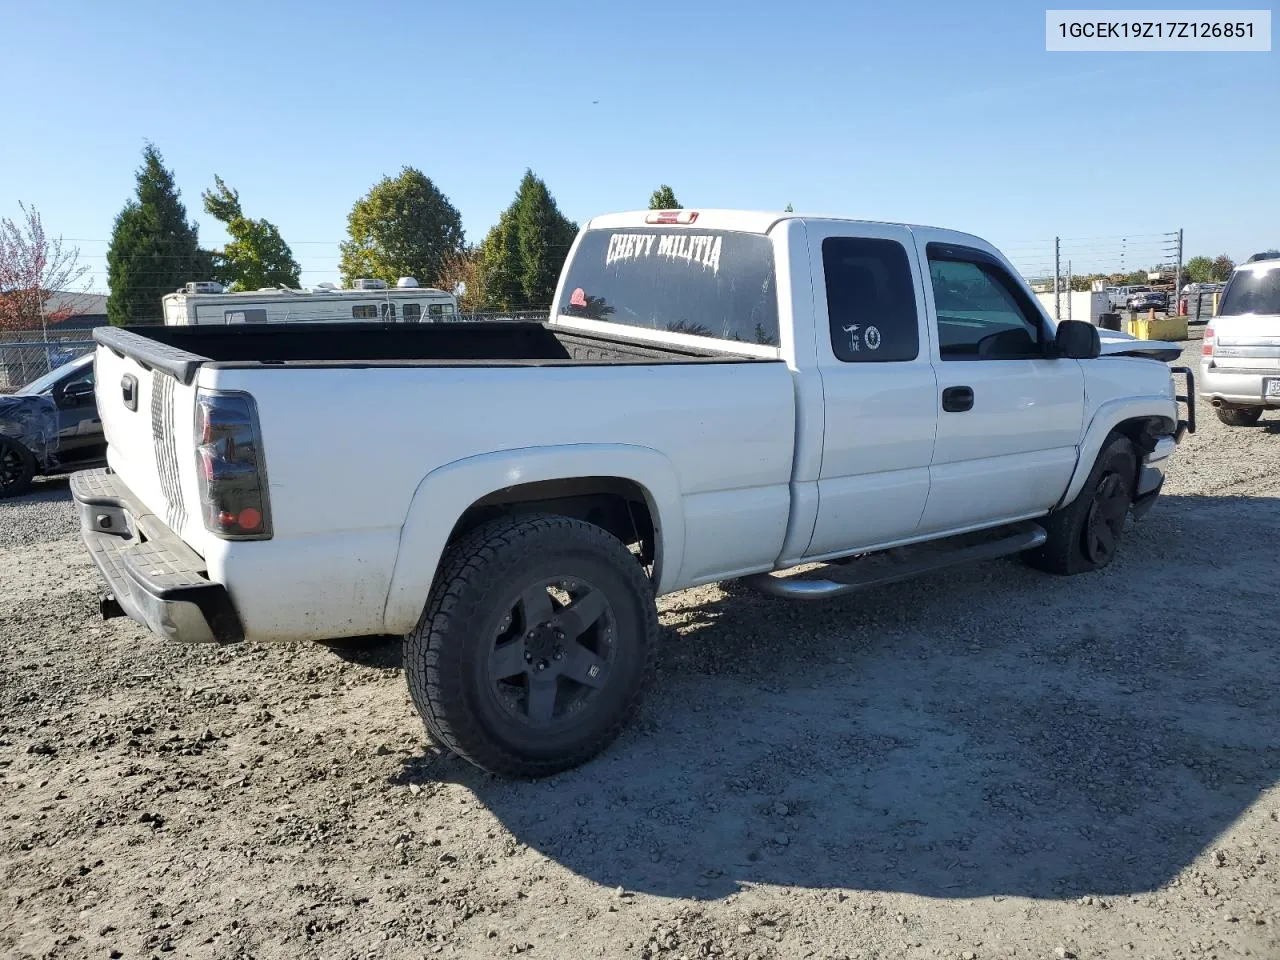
[942,385,974,413]
[121,374,138,411]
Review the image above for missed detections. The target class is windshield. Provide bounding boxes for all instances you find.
[557,228,780,346]
[1219,265,1280,316]
[16,355,87,396]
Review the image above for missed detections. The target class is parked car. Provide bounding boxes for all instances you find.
[72,209,1193,778]
[0,353,105,497]
[1199,254,1280,425]
[1108,285,1145,311]
[1127,288,1168,312]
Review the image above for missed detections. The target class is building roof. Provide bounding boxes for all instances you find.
[44,291,108,317]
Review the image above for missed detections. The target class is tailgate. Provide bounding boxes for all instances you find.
[1209,315,1280,371]
[94,334,207,555]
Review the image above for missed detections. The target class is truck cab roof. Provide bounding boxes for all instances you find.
[584,209,993,250]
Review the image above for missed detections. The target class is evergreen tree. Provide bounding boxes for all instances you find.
[106,143,207,324]
[648,185,681,210]
[477,211,523,310]
[477,171,577,310]
[202,176,301,291]
[339,168,464,288]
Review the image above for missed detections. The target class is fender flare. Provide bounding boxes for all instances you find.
[380,443,685,634]
[1056,395,1178,509]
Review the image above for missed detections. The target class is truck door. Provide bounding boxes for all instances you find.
[914,234,1083,534]
[803,223,937,558]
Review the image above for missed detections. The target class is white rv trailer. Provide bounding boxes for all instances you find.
[161,277,460,326]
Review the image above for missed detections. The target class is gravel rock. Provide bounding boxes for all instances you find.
[2,337,1278,959]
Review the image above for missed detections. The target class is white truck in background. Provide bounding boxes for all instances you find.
[75,208,1194,778]
[162,277,459,325]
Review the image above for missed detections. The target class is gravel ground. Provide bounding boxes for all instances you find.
[2,337,1278,960]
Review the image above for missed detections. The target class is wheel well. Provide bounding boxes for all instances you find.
[448,477,658,570]
[1111,416,1175,497]
[1112,415,1175,457]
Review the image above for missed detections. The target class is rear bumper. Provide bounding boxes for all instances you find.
[1198,364,1280,407]
[71,468,243,644]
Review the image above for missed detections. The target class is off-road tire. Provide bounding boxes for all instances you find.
[404,513,658,778]
[1026,433,1138,576]
[1215,405,1263,427]
[0,436,37,498]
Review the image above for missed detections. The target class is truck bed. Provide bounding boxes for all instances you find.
[95,321,762,385]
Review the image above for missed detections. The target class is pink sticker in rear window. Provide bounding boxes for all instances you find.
[569,287,587,307]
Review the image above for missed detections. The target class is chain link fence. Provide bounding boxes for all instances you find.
[0,331,96,392]
[457,310,551,323]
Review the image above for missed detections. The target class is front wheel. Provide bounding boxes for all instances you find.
[0,437,37,498]
[1215,405,1263,427]
[1026,434,1137,576]
[404,514,658,778]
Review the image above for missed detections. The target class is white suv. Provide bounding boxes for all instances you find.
[1200,255,1280,426]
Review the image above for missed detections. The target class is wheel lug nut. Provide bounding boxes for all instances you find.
[554,651,563,661]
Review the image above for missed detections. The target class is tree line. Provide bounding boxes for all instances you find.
[1052,254,1240,294]
[95,145,691,324]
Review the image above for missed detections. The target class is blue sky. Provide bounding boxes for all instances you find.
[1,0,1275,291]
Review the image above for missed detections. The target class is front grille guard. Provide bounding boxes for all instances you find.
[1170,365,1196,442]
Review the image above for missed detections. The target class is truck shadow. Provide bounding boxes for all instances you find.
[395,493,1280,901]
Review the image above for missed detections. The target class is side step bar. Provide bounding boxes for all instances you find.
[741,521,1048,601]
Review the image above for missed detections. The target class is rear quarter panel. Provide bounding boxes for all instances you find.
[199,360,796,641]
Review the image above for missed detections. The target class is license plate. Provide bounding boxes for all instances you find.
[1266,378,1280,399]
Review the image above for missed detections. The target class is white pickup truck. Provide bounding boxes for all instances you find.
[74,209,1194,777]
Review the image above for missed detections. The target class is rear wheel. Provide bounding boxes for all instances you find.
[1027,434,1137,576]
[0,437,36,498]
[1215,404,1263,427]
[404,514,658,778]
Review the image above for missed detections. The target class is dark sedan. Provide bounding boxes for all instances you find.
[1128,289,1169,312]
[0,353,105,497]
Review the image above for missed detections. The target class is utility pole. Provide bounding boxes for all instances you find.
[1053,237,1061,321]
[1176,227,1184,298]
[1067,260,1073,321]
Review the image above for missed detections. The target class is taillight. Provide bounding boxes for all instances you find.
[194,390,271,539]
[1202,326,1214,357]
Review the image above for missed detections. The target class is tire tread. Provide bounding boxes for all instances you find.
[404,514,658,778]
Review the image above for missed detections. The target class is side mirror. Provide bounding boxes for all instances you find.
[1052,320,1101,360]
[62,381,95,404]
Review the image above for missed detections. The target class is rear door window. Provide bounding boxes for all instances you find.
[822,237,919,362]
[558,228,780,346]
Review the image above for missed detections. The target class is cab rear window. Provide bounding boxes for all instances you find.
[558,228,780,346]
